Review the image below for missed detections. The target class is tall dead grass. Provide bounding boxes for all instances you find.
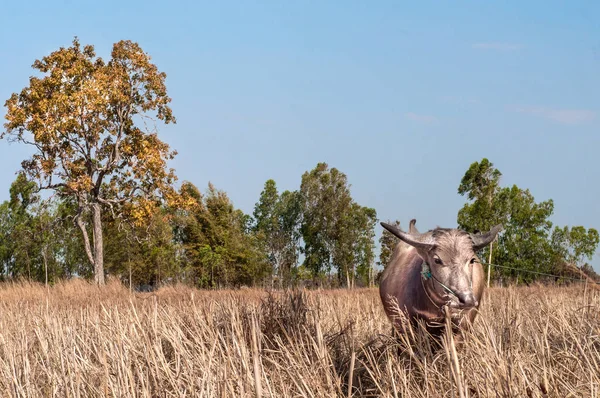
[0,278,598,397]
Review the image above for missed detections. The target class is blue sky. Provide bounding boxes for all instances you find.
[1,1,599,271]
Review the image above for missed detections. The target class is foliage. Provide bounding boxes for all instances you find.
[551,225,599,267]
[2,37,177,284]
[299,163,377,287]
[178,182,270,288]
[252,180,302,287]
[458,158,599,284]
[103,208,180,288]
[337,203,377,287]
[299,163,350,278]
[0,175,88,283]
[377,219,400,269]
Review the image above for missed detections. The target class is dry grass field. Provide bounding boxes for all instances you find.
[0,279,598,397]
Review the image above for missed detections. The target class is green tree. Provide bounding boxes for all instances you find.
[5,174,43,280]
[52,197,91,279]
[299,162,377,287]
[253,179,302,287]
[33,200,59,286]
[377,219,401,269]
[253,179,280,284]
[299,163,353,282]
[350,204,377,287]
[458,158,557,283]
[492,185,555,282]
[457,159,505,265]
[277,190,302,284]
[551,226,599,267]
[103,207,180,289]
[178,182,269,288]
[2,38,178,285]
[0,174,75,284]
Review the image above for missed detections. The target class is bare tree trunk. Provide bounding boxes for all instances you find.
[75,200,105,285]
[76,211,95,268]
[346,268,351,289]
[42,247,48,288]
[91,203,105,285]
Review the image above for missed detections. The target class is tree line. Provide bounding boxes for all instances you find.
[0,161,376,288]
[1,38,598,289]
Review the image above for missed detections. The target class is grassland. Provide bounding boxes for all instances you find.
[0,279,598,397]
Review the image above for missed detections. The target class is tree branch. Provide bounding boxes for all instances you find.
[94,105,130,195]
[96,185,144,206]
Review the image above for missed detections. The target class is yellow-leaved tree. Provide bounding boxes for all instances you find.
[2,38,178,284]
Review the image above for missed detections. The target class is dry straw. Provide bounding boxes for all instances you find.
[0,278,597,397]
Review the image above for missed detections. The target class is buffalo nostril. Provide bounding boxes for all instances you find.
[457,293,477,307]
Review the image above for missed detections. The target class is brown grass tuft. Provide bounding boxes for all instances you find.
[0,281,597,397]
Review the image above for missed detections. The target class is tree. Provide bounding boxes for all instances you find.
[299,162,377,287]
[458,158,502,208]
[277,190,303,284]
[349,204,377,287]
[492,185,555,282]
[32,200,58,287]
[4,173,43,280]
[458,159,556,283]
[551,226,599,267]
[103,206,180,289]
[378,219,401,269]
[331,202,377,288]
[2,38,177,284]
[178,182,269,288]
[299,163,353,282]
[457,159,505,269]
[253,179,302,287]
[52,197,91,279]
[0,174,77,284]
[253,179,280,283]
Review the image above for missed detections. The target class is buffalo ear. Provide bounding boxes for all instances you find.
[409,219,420,234]
[470,224,502,251]
[380,222,434,251]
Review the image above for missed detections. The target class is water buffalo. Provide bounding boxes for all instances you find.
[379,220,501,336]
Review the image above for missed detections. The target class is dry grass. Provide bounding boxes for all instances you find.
[0,278,598,397]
